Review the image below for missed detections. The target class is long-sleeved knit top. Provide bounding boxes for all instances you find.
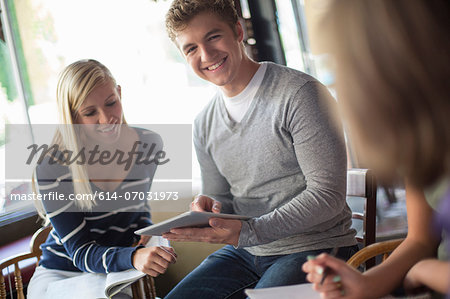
[194,62,357,256]
[36,128,161,273]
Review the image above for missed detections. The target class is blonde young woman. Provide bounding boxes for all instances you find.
[302,0,450,298]
[27,59,176,298]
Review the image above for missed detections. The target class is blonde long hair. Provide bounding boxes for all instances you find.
[34,59,125,220]
[325,0,450,187]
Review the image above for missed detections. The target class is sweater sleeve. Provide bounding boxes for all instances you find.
[37,165,138,273]
[194,117,234,213]
[136,207,152,228]
[237,81,348,247]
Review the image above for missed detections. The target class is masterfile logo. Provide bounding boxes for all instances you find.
[4,124,193,212]
[26,141,170,170]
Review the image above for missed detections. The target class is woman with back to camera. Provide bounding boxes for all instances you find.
[27,59,176,298]
[302,0,450,298]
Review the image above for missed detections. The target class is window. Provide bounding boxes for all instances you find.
[274,0,336,91]
[1,0,35,225]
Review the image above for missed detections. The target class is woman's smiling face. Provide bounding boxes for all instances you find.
[74,79,123,145]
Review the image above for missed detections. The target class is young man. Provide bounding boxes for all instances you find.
[163,1,357,298]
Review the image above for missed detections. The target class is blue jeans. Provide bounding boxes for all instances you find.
[165,245,358,299]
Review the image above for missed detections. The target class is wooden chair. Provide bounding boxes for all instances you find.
[0,226,156,299]
[347,238,404,269]
[346,168,378,269]
[347,168,377,247]
[0,226,51,299]
[131,275,157,299]
[347,238,437,298]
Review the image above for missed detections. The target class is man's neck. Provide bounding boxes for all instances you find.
[221,57,260,98]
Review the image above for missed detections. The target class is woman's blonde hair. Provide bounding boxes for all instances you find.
[34,59,122,220]
[325,0,450,188]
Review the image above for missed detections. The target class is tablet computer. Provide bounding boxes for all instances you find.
[135,211,251,236]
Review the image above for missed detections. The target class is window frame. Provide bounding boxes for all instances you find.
[1,0,37,228]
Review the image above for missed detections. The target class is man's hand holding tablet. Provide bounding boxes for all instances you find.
[135,195,249,246]
[190,194,222,213]
[167,195,244,246]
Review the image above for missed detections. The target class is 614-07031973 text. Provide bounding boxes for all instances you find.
[98,191,179,201]
[9,191,179,201]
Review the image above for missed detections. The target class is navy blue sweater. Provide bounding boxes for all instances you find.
[36,128,161,273]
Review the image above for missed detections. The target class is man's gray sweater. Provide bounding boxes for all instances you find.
[194,62,356,256]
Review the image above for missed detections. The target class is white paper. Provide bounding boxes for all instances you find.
[245,283,320,299]
[45,273,105,299]
[45,236,169,298]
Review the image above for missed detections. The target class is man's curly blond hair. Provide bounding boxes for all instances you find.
[166,0,239,42]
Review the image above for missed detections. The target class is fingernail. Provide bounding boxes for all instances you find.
[315,266,324,275]
[333,275,341,282]
[307,255,316,261]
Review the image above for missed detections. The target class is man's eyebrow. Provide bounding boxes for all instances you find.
[182,42,195,53]
[181,28,223,52]
[204,28,222,38]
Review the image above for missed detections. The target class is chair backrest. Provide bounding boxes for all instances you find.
[131,275,157,299]
[1,226,156,299]
[346,168,377,247]
[347,238,404,269]
[0,226,51,299]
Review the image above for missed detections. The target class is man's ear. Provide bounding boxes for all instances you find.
[235,21,244,42]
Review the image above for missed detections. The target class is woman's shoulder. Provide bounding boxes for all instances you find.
[34,155,72,197]
[132,126,163,147]
[35,154,71,180]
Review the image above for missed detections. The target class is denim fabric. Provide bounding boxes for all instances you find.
[165,245,358,299]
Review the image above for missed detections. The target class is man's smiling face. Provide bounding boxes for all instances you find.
[175,12,245,90]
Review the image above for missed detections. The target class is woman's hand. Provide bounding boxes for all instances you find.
[302,253,369,299]
[137,235,151,246]
[132,246,177,277]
